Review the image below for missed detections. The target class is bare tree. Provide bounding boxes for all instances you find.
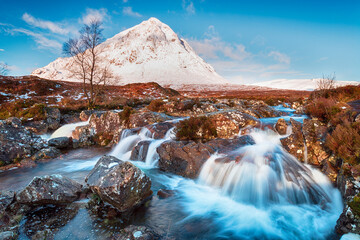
[63,20,113,108]
[0,63,9,76]
[317,73,336,91]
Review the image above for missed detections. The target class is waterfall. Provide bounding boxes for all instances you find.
[50,119,90,139]
[110,128,151,159]
[144,127,175,166]
[109,126,174,167]
[198,129,339,207]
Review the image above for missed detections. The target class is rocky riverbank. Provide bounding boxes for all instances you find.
[1,89,359,239]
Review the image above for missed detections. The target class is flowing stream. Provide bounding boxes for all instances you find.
[0,107,344,240]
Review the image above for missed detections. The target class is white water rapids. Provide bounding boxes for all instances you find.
[16,108,343,239]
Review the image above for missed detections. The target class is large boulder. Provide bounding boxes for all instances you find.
[275,118,288,135]
[280,118,305,162]
[207,110,259,138]
[85,156,152,212]
[48,137,72,149]
[0,117,44,165]
[157,141,214,178]
[129,111,172,129]
[157,136,255,178]
[16,174,82,205]
[31,147,61,161]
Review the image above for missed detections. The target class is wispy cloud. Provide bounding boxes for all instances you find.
[123,7,142,17]
[187,26,251,61]
[268,51,290,65]
[10,28,62,51]
[0,49,4,52]
[22,13,70,35]
[182,0,195,15]
[186,25,298,83]
[82,8,108,24]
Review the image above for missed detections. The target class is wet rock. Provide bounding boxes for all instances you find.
[280,118,305,162]
[72,125,94,146]
[205,136,255,154]
[207,110,259,139]
[0,118,39,165]
[129,111,172,129]
[244,101,281,118]
[112,225,160,240]
[61,113,81,124]
[45,107,61,130]
[145,122,174,139]
[302,119,328,166]
[48,137,72,149]
[158,141,214,178]
[130,141,151,161]
[0,192,15,215]
[321,160,338,183]
[16,174,82,205]
[23,204,79,239]
[79,110,102,121]
[336,204,360,235]
[24,120,49,134]
[275,118,288,135]
[31,147,61,161]
[157,189,174,199]
[157,136,255,178]
[86,155,152,212]
[0,231,16,240]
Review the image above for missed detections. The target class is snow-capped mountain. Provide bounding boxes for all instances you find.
[250,78,359,91]
[31,17,228,88]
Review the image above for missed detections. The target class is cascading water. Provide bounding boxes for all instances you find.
[50,119,90,139]
[144,127,175,166]
[110,127,151,159]
[174,128,343,239]
[110,126,174,167]
[199,129,334,206]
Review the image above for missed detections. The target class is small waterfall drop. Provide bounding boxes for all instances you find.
[198,129,338,207]
[144,127,175,166]
[50,119,90,139]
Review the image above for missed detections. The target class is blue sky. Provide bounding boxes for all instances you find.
[0,0,359,83]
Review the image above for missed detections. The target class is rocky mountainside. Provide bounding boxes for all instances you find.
[31,17,228,88]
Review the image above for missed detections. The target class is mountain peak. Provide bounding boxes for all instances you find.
[32,18,228,88]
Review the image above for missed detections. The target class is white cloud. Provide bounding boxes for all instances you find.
[11,28,62,50]
[22,13,70,35]
[0,49,4,51]
[187,26,251,61]
[123,7,142,17]
[82,8,108,24]
[182,0,195,15]
[123,0,128,2]
[268,51,290,65]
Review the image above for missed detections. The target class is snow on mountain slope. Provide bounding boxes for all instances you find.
[250,78,359,91]
[31,17,228,88]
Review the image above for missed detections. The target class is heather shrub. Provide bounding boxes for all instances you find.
[175,116,217,141]
[326,120,360,165]
[148,99,165,112]
[305,97,339,123]
[119,106,134,126]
